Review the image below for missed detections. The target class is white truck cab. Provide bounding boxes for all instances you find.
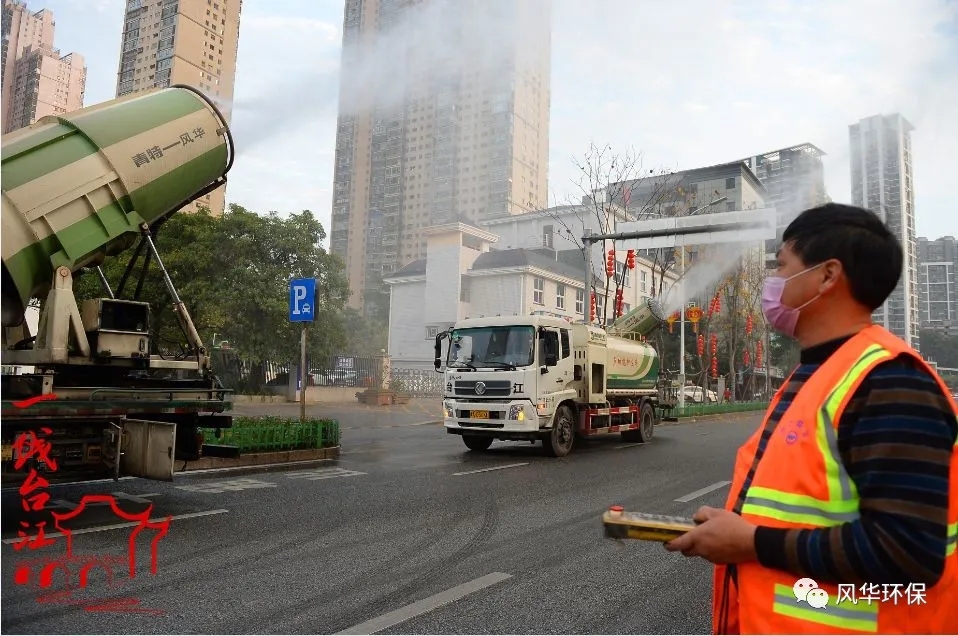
[435,315,579,456]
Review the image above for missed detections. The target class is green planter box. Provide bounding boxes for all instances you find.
[200,416,340,453]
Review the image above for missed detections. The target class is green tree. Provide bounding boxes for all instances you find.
[73,204,351,375]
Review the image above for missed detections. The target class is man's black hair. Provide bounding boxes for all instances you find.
[781,203,902,311]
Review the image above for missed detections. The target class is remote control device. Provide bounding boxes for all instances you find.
[603,506,698,542]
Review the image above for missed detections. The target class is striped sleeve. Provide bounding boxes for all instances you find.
[753,354,957,585]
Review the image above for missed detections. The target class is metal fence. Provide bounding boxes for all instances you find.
[670,400,768,419]
[390,367,444,397]
[306,355,382,388]
[201,416,340,453]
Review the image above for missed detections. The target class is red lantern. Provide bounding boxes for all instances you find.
[710,333,718,356]
[589,293,597,322]
[745,314,753,336]
[626,249,636,270]
[606,249,616,278]
[697,334,705,356]
[756,340,763,367]
[744,350,751,366]
[713,293,721,314]
[667,311,680,333]
[687,306,704,333]
[711,356,719,378]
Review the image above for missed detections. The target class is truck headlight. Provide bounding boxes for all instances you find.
[443,402,454,418]
[508,405,526,421]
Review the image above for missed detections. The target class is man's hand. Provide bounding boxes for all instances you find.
[664,506,759,565]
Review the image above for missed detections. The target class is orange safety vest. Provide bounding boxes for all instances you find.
[712,325,958,635]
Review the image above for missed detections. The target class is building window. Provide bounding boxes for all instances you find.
[575,289,584,315]
[533,277,544,305]
[640,270,647,293]
[726,177,736,189]
[542,224,553,248]
[556,283,565,309]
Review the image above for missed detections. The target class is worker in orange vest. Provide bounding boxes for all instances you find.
[665,203,957,634]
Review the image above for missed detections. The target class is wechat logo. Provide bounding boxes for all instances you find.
[793,577,829,609]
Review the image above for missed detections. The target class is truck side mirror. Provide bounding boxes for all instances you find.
[434,331,448,372]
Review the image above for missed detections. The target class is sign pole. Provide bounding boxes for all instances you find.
[300,324,307,423]
[289,276,317,424]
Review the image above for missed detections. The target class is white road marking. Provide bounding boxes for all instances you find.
[1,509,229,544]
[1,476,136,494]
[179,458,335,475]
[674,480,732,503]
[452,463,528,476]
[45,491,162,512]
[334,572,513,635]
[614,442,645,449]
[285,468,366,481]
[175,477,277,494]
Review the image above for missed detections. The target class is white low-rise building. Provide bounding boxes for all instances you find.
[385,220,678,370]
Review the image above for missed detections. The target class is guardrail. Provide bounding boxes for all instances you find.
[670,400,769,419]
[200,416,340,453]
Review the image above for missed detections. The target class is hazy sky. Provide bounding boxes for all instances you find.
[38,0,958,240]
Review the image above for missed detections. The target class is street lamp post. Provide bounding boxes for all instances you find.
[676,196,727,409]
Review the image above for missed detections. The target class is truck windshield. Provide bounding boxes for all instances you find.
[447,325,535,369]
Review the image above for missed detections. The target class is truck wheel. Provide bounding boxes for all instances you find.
[621,401,656,443]
[544,405,575,457]
[638,401,655,442]
[463,435,493,452]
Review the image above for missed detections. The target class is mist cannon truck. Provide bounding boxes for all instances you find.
[1,85,235,484]
[434,298,679,457]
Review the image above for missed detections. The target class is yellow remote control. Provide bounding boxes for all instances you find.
[603,505,698,542]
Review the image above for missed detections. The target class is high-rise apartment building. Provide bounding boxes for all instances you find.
[115,0,242,216]
[849,113,920,350]
[741,143,828,265]
[917,235,958,330]
[330,0,552,318]
[1,0,86,133]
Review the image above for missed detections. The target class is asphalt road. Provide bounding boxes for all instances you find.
[1,404,762,635]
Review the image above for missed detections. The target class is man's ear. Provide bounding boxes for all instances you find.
[820,259,843,293]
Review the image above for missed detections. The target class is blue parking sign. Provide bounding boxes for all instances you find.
[289,278,316,322]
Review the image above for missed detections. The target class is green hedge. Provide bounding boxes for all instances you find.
[200,416,340,453]
[671,400,769,419]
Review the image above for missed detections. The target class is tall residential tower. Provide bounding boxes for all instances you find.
[330,0,552,318]
[114,0,242,216]
[1,0,86,133]
[741,143,829,265]
[917,235,958,334]
[849,113,920,350]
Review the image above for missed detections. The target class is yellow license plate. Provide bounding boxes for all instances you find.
[471,410,490,419]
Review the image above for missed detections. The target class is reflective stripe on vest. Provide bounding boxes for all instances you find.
[772,584,878,633]
[949,521,957,557]
[740,344,892,526]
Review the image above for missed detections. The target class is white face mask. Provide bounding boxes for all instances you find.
[761,263,825,337]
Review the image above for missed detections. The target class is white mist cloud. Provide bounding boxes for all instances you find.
[548,0,958,239]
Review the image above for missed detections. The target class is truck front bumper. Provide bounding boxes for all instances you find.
[442,399,547,435]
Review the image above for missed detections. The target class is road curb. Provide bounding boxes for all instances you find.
[661,410,765,426]
[179,446,341,472]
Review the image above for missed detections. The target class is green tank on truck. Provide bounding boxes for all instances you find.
[1,85,237,485]
[605,336,661,392]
